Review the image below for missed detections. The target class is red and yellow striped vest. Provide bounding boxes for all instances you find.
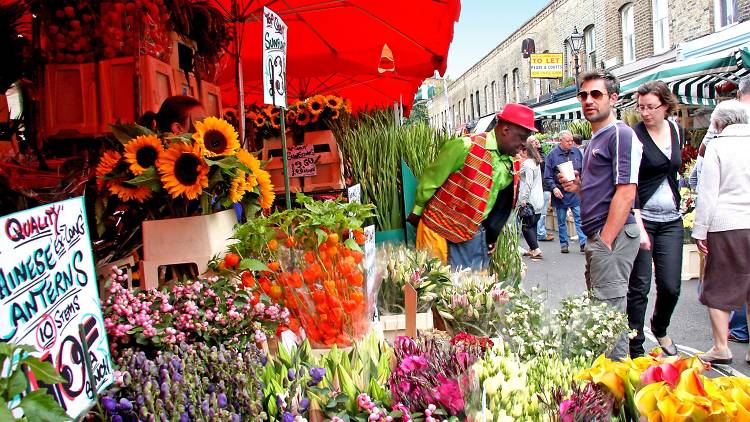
[422,133,494,243]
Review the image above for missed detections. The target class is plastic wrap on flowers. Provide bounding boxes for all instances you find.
[435,271,511,337]
[99,0,172,61]
[376,245,451,316]
[42,0,98,63]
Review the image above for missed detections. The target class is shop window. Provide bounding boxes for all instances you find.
[584,25,597,70]
[714,0,737,29]
[622,4,636,64]
[653,0,670,53]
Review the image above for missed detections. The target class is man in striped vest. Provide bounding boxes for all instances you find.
[407,103,537,270]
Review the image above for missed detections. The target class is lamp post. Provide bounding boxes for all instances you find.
[568,26,585,88]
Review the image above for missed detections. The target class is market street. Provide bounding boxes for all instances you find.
[524,232,750,377]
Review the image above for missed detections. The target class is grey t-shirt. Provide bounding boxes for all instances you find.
[580,122,643,237]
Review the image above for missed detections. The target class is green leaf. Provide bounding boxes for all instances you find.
[18,390,68,422]
[7,367,27,398]
[0,343,12,358]
[21,358,66,385]
[238,259,270,272]
[110,123,154,145]
[125,168,162,191]
[315,229,327,246]
[0,398,14,421]
[343,238,362,252]
[204,156,241,170]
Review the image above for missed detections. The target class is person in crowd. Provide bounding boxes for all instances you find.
[140,95,206,134]
[627,81,685,357]
[544,130,585,254]
[518,138,545,260]
[531,136,555,243]
[407,104,537,270]
[561,70,643,360]
[691,99,750,365]
[687,79,750,343]
[573,134,584,152]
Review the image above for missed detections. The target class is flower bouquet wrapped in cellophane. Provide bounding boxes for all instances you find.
[376,245,451,315]
[224,193,378,348]
[434,271,511,337]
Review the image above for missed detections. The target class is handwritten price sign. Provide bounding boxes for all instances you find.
[0,197,113,419]
[263,7,287,107]
[287,145,317,177]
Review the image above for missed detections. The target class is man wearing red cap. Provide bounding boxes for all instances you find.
[407,103,537,270]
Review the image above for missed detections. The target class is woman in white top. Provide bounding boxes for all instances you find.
[692,99,750,365]
[518,139,545,260]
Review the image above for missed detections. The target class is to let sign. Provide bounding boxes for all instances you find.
[0,197,113,419]
[263,7,287,107]
[530,53,564,79]
[287,145,316,177]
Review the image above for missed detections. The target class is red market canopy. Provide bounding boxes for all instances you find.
[212,0,461,111]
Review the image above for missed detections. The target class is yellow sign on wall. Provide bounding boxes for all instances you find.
[530,53,564,79]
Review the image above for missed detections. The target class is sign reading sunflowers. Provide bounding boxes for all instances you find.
[95,117,276,223]
[263,7,287,107]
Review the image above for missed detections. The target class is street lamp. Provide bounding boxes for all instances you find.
[568,26,585,88]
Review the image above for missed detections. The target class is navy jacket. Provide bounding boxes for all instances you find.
[543,145,583,208]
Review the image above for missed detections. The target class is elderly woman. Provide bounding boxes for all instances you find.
[693,99,750,365]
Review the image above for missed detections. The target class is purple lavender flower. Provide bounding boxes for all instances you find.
[101,396,117,413]
[276,394,286,409]
[179,413,189,422]
[287,368,296,381]
[201,400,210,414]
[260,353,268,366]
[309,367,326,382]
[136,395,145,406]
[119,398,133,411]
[207,383,215,394]
[112,415,123,422]
[299,398,310,412]
[217,393,228,409]
[282,412,295,422]
[160,382,169,400]
[231,414,240,422]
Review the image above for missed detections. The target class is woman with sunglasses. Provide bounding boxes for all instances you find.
[627,81,684,357]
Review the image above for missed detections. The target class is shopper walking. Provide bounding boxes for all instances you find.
[692,99,750,365]
[518,139,545,260]
[626,81,685,357]
[544,130,585,253]
[561,70,643,360]
[532,136,554,242]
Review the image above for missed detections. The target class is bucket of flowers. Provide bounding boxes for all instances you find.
[223,193,377,349]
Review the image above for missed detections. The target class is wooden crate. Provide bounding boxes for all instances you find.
[200,80,223,117]
[261,136,303,194]
[302,130,344,192]
[173,69,199,98]
[44,63,98,137]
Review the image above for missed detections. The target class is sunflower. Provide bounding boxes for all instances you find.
[236,149,262,174]
[331,109,341,120]
[307,95,325,116]
[157,142,209,200]
[343,99,353,114]
[108,179,152,202]
[229,171,248,203]
[270,112,282,130]
[123,135,162,175]
[192,116,240,157]
[285,109,298,125]
[296,109,311,126]
[255,169,275,209]
[96,150,122,188]
[253,113,266,128]
[325,95,341,110]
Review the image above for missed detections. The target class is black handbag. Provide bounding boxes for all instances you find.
[518,203,535,218]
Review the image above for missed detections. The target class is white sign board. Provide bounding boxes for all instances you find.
[0,197,113,419]
[287,145,316,177]
[263,7,287,107]
[363,225,376,300]
[347,184,361,204]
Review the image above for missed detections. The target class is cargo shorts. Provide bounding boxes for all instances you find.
[584,223,641,301]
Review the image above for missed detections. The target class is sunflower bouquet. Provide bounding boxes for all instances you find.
[95,116,275,221]
[246,94,351,141]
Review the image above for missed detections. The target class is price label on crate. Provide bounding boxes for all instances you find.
[287,145,316,177]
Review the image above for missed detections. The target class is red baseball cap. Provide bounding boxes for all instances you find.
[496,103,538,132]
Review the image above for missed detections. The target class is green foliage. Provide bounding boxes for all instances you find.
[0,343,67,421]
[331,110,450,230]
[405,102,429,126]
[377,245,452,314]
[489,210,523,287]
[567,119,593,140]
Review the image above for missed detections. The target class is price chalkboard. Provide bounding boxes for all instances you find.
[287,145,316,177]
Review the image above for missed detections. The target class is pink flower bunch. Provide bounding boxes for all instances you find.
[102,266,289,354]
[357,394,393,422]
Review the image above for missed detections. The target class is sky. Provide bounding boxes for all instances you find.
[445,1,552,80]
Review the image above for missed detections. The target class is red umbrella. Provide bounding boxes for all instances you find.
[212,0,460,111]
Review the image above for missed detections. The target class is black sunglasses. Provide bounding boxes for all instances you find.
[576,89,608,101]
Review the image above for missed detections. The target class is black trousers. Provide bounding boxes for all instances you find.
[521,213,541,251]
[627,218,683,356]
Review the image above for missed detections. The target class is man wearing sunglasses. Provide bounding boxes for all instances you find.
[561,70,643,360]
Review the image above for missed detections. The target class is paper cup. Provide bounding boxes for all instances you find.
[557,161,575,182]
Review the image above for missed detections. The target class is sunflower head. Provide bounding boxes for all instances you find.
[296,109,311,126]
[325,95,341,110]
[192,116,240,157]
[229,171,248,203]
[236,149,262,173]
[124,135,163,175]
[253,114,266,127]
[157,142,209,200]
[255,169,276,209]
[108,177,152,202]
[286,110,298,124]
[307,95,325,116]
[96,150,122,188]
[270,112,282,129]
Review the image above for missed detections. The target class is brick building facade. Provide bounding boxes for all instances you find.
[429,0,750,130]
